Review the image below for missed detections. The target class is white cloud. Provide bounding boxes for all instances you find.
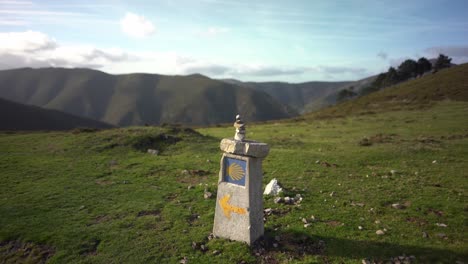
[0,31,57,53]
[196,27,229,37]
[0,31,134,70]
[120,12,155,38]
[0,30,371,81]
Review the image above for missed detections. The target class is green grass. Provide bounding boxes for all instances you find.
[1,101,467,263]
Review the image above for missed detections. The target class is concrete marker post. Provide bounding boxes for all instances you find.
[212,115,269,245]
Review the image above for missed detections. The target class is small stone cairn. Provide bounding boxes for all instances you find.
[234,114,246,141]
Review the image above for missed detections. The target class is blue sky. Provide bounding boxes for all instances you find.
[0,0,467,82]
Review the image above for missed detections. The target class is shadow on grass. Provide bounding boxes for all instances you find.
[251,228,467,263]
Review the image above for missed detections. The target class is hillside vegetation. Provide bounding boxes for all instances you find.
[0,68,295,126]
[0,97,112,131]
[310,63,468,119]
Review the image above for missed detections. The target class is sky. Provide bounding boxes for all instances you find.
[0,0,467,82]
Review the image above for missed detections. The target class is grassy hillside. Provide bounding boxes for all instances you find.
[0,97,112,131]
[0,68,295,126]
[310,64,468,119]
[1,100,467,263]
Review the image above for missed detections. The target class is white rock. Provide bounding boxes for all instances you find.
[376,230,385,235]
[263,178,283,196]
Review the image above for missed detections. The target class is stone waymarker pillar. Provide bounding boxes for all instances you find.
[213,115,269,244]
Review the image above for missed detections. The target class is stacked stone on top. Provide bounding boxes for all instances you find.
[234,114,246,141]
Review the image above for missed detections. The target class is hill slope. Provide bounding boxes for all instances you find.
[0,68,295,126]
[310,63,468,118]
[222,75,376,113]
[0,97,112,130]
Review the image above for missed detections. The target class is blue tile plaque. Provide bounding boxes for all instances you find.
[223,157,246,186]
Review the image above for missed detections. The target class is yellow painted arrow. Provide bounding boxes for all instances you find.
[219,194,247,219]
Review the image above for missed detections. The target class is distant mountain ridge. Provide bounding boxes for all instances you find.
[0,68,295,126]
[221,75,376,113]
[0,97,112,131]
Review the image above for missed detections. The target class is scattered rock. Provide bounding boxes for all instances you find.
[187,185,194,190]
[301,218,308,224]
[191,241,198,250]
[204,191,212,199]
[207,233,215,241]
[147,149,159,155]
[391,203,405,209]
[212,250,220,255]
[422,231,429,238]
[304,223,311,228]
[284,196,293,204]
[390,169,397,176]
[181,170,189,175]
[200,244,207,252]
[273,197,283,204]
[432,160,437,164]
[436,233,447,239]
[351,201,365,207]
[263,178,283,196]
[180,257,188,264]
[376,230,385,235]
[435,223,447,227]
[358,226,363,230]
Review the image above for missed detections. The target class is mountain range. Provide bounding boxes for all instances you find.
[0,68,295,127]
[1,63,463,130]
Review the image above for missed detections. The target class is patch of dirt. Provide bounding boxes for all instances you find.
[0,240,55,264]
[426,208,444,217]
[164,193,178,202]
[406,217,428,226]
[181,169,210,176]
[251,232,326,262]
[92,215,112,224]
[137,210,161,217]
[95,180,113,186]
[359,133,398,146]
[79,239,101,256]
[318,161,338,168]
[187,214,200,225]
[441,133,468,140]
[131,134,180,152]
[416,136,441,144]
[325,220,344,227]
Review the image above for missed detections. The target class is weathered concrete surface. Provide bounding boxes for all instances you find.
[213,153,265,244]
[220,138,269,158]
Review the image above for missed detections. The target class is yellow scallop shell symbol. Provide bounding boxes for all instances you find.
[228,163,245,181]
